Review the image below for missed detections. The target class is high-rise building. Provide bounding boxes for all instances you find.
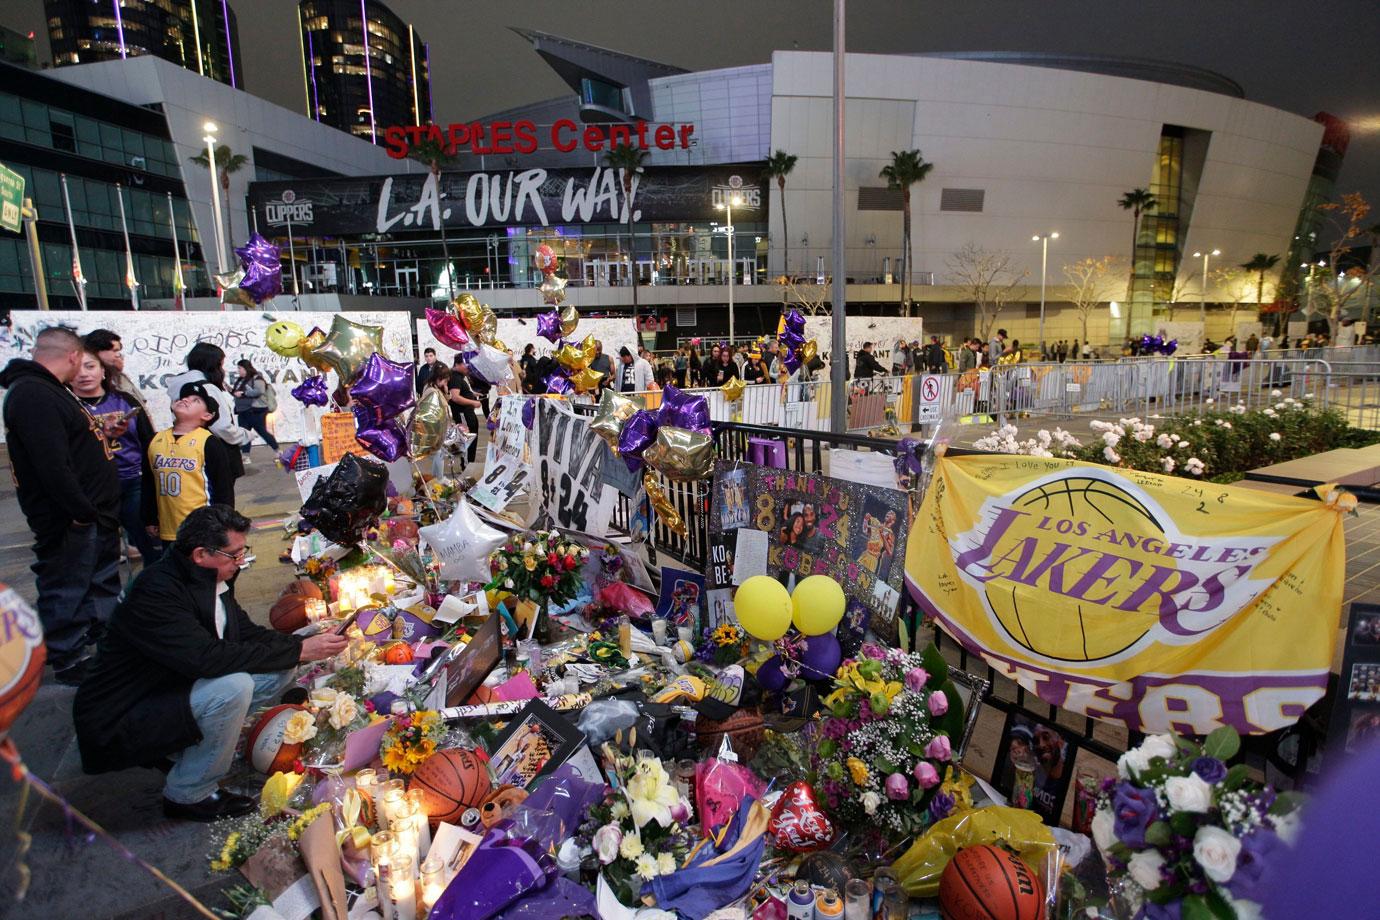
[0,26,37,68]
[297,0,432,143]
[44,0,242,88]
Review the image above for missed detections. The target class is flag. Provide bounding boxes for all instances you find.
[172,258,186,311]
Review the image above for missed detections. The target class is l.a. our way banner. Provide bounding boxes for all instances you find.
[905,454,1346,735]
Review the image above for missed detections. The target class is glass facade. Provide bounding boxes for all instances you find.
[45,0,243,88]
[298,0,432,142]
[1126,127,1187,329]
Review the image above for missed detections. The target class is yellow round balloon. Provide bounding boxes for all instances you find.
[790,574,846,636]
[733,575,793,641]
[265,320,305,357]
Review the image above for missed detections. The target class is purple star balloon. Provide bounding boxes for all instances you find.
[784,308,805,337]
[618,409,659,471]
[544,372,572,395]
[349,352,416,420]
[233,233,283,304]
[352,405,407,462]
[536,310,563,343]
[291,374,329,407]
[779,328,805,352]
[658,385,711,434]
[783,350,802,373]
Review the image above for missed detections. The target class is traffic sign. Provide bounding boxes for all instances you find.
[0,162,23,234]
[917,374,944,422]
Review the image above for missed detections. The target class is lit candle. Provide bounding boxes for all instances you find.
[406,788,432,857]
[355,769,380,827]
[420,856,445,914]
[389,855,417,920]
[392,802,420,867]
[382,785,407,832]
[305,598,328,623]
[370,832,396,920]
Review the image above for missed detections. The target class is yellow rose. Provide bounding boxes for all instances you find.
[524,555,537,571]
[846,757,869,786]
[282,710,318,745]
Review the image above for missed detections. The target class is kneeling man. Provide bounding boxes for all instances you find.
[74,505,346,820]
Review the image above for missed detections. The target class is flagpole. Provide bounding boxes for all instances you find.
[60,173,87,310]
[116,183,140,310]
[285,212,300,310]
[168,192,186,311]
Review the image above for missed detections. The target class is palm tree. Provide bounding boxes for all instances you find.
[1117,188,1158,278]
[408,137,456,298]
[602,143,650,329]
[1240,253,1280,308]
[190,143,248,258]
[764,150,798,277]
[880,149,934,316]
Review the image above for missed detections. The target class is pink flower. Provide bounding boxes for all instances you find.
[392,539,409,552]
[926,735,952,762]
[904,668,929,693]
[913,761,941,788]
[885,773,910,801]
[861,643,886,660]
[927,690,949,717]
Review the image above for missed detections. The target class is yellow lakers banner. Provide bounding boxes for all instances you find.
[906,454,1346,734]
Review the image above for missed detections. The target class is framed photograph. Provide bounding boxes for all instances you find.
[1327,603,1380,763]
[991,711,1078,826]
[486,699,585,789]
[1346,662,1380,702]
[443,612,502,708]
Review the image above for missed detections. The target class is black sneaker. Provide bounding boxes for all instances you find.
[162,791,255,822]
[53,659,90,687]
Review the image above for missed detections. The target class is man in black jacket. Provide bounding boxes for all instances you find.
[0,326,121,686]
[853,341,886,379]
[74,505,348,821]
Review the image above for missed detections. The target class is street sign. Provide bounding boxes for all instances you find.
[0,162,23,234]
[917,373,944,422]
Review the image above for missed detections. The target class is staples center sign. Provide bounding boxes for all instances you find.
[383,120,695,159]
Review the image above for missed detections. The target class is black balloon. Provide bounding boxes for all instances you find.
[299,452,389,546]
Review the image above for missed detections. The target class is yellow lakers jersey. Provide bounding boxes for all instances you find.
[148,428,211,540]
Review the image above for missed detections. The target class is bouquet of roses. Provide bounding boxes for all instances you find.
[811,643,963,843]
[278,686,373,768]
[576,745,696,906]
[487,530,590,607]
[1091,727,1302,920]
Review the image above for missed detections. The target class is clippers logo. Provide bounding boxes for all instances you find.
[265,189,313,226]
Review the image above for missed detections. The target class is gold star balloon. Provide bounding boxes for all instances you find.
[644,474,687,537]
[591,389,639,448]
[312,315,384,383]
[214,270,254,308]
[540,274,568,306]
[559,304,580,338]
[720,377,746,402]
[570,366,604,393]
[407,388,448,459]
[643,426,715,481]
[556,340,592,372]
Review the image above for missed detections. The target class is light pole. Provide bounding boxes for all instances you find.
[203,121,228,275]
[1032,231,1058,357]
[1192,248,1220,326]
[716,194,743,346]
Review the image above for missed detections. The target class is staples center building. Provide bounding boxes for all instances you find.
[245,31,1335,345]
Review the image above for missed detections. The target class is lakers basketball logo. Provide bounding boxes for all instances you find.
[949,470,1279,668]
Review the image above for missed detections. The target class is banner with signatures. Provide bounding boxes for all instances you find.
[0,311,413,443]
[906,453,1347,735]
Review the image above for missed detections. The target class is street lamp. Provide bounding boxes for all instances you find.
[203,121,229,277]
[1032,232,1058,357]
[1192,248,1220,326]
[716,194,744,346]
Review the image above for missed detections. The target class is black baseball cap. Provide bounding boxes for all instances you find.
[178,381,221,426]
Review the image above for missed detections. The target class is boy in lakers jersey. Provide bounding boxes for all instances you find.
[143,383,234,543]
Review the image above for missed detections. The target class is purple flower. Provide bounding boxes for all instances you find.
[925,736,952,762]
[913,761,941,789]
[1228,828,1282,901]
[1191,757,1228,784]
[904,667,929,693]
[927,690,949,717]
[885,773,910,801]
[928,792,954,822]
[1112,782,1159,848]
[1136,901,1181,920]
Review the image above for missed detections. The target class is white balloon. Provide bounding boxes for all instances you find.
[469,343,515,388]
[419,498,505,583]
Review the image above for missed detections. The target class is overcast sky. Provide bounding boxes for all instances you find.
[10,0,1380,209]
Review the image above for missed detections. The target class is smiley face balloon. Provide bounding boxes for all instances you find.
[265,320,306,358]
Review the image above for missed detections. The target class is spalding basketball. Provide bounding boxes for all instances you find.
[245,704,307,774]
[409,748,492,827]
[0,584,45,738]
[939,845,1045,920]
[270,579,324,633]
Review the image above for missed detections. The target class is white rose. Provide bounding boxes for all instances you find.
[1118,747,1151,779]
[1140,734,1178,763]
[1091,807,1117,854]
[861,791,882,815]
[327,693,359,731]
[1224,894,1262,920]
[1164,774,1213,814]
[1193,826,1242,883]
[282,710,318,745]
[1127,849,1165,891]
[592,823,622,865]
[1272,810,1301,846]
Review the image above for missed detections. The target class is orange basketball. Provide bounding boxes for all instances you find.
[245,704,307,774]
[409,748,492,827]
[383,642,414,665]
[0,584,45,739]
[939,845,1045,920]
[270,579,324,633]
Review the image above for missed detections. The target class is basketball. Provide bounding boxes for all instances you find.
[0,584,45,739]
[409,748,492,827]
[939,845,1045,920]
[245,704,307,774]
[270,579,324,633]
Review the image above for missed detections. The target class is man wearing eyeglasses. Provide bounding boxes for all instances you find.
[73,505,348,821]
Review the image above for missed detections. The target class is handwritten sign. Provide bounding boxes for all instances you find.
[533,399,615,537]
[319,412,370,464]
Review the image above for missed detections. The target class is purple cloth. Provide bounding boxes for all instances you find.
[79,391,141,480]
[646,795,765,920]
[521,764,606,845]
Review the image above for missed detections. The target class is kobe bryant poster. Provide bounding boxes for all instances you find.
[906,454,1347,735]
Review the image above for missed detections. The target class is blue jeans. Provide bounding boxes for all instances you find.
[118,478,159,562]
[237,408,280,453]
[164,670,294,804]
[31,524,121,672]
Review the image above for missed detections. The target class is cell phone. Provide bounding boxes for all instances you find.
[120,407,141,421]
[334,608,360,636]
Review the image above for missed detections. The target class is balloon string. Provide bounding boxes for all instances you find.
[0,739,219,920]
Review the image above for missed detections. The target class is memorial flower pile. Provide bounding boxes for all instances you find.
[487,530,590,606]
[379,709,447,775]
[1091,727,1302,920]
[811,644,958,842]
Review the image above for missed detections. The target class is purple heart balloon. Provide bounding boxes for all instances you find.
[522,399,536,429]
[543,372,572,395]
[784,308,805,337]
[349,352,416,419]
[536,311,563,343]
[352,405,407,462]
[618,408,659,466]
[426,307,470,350]
[291,374,329,407]
[658,384,711,434]
[233,233,283,304]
